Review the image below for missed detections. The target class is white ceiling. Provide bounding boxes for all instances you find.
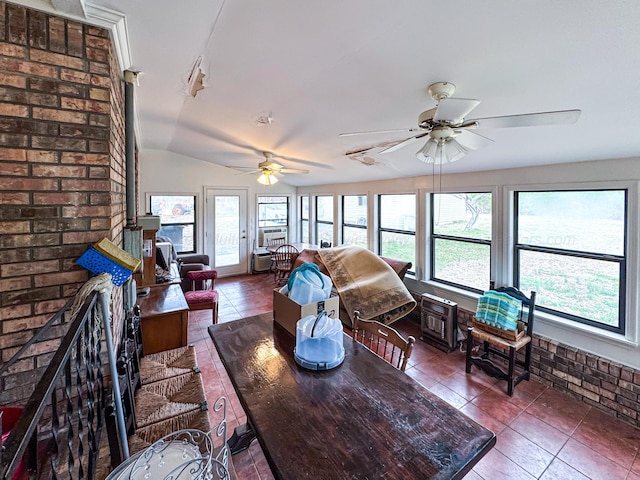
[14,0,640,186]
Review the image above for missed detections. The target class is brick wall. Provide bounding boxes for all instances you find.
[0,2,126,405]
[410,291,640,427]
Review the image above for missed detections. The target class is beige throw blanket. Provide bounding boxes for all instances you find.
[317,246,416,325]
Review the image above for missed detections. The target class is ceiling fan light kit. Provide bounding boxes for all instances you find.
[340,81,580,166]
[257,170,278,185]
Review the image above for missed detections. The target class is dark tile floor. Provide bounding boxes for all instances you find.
[188,273,640,480]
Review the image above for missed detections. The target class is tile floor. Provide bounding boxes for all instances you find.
[188,273,640,480]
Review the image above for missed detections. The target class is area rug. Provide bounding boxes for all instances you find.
[317,246,416,325]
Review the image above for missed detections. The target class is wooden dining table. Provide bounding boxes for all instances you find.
[208,314,495,479]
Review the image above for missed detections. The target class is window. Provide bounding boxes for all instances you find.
[149,194,196,254]
[431,193,491,292]
[515,190,627,333]
[300,196,309,243]
[378,194,415,270]
[342,195,367,248]
[258,196,289,228]
[316,195,333,245]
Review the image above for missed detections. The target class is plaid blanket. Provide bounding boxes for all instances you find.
[475,290,522,331]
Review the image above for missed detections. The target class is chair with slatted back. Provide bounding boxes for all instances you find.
[465,285,536,396]
[352,311,415,371]
[266,237,285,271]
[184,269,219,324]
[273,244,299,285]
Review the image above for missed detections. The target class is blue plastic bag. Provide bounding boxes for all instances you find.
[287,263,333,304]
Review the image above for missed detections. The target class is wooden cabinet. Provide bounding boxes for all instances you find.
[137,283,188,354]
[137,228,157,287]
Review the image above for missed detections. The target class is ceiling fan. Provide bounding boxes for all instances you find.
[340,82,581,164]
[226,151,309,185]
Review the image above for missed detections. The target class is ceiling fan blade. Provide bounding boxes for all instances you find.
[226,166,260,173]
[454,130,494,151]
[379,132,429,154]
[279,168,309,174]
[339,127,420,137]
[433,98,481,124]
[467,109,581,129]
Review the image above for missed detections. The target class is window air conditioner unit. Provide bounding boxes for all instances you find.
[258,227,288,246]
[420,293,458,352]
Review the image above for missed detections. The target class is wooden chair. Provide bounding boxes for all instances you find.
[273,244,299,285]
[267,236,285,271]
[465,286,536,396]
[320,241,332,248]
[184,269,219,323]
[352,311,415,371]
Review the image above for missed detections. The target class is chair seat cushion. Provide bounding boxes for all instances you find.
[184,290,218,304]
[186,269,218,282]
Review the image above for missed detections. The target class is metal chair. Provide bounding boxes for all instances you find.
[352,311,415,371]
[465,286,537,396]
[184,269,219,323]
[273,244,299,285]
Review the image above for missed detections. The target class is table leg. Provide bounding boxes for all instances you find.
[228,422,256,455]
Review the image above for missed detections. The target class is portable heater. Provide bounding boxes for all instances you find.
[420,293,458,352]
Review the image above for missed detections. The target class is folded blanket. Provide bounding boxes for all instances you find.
[317,246,416,325]
[475,290,522,331]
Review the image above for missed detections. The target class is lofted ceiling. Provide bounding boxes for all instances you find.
[11,0,640,186]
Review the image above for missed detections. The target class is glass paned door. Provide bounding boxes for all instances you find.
[205,188,248,276]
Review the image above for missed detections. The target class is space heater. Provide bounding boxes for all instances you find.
[420,293,458,352]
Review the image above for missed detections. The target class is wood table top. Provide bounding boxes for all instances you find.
[137,282,187,317]
[208,314,495,480]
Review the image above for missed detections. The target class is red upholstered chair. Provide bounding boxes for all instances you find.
[184,269,219,324]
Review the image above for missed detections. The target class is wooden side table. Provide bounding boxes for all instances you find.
[138,283,188,354]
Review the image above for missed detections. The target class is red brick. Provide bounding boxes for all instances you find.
[23,339,60,357]
[61,152,109,165]
[62,205,109,217]
[0,331,32,349]
[86,26,108,38]
[0,148,27,161]
[1,358,34,375]
[6,4,26,45]
[48,16,65,54]
[88,140,108,153]
[31,136,86,151]
[89,61,110,76]
[61,179,109,191]
[0,233,59,248]
[33,191,86,205]
[33,269,87,287]
[1,259,59,277]
[0,3,5,41]
[0,304,31,322]
[90,192,110,204]
[0,177,57,191]
[60,69,90,84]
[90,217,110,230]
[27,9,46,49]
[0,57,56,78]
[30,49,85,70]
[88,166,108,178]
[0,192,29,204]
[32,244,86,261]
[89,87,109,101]
[32,107,87,124]
[62,230,109,244]
[67,21,83,57]
[0,277,31,292]
[0,72,26,88]
[32,164,86,177]
[0,133,27,147]
[3,313,53,334]
[33,298,68,315]
[86,47,108,63]
[0,162,28,175]
[0,248,31,263]
[85,34,110,50]
[0,220,29,234]
[0,104,28,117]
[89,75,110,88]
[61,97,109,114]
[0,42,26,57]
[26,150,57,163]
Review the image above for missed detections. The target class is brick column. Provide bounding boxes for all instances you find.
[0,2,126,405]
